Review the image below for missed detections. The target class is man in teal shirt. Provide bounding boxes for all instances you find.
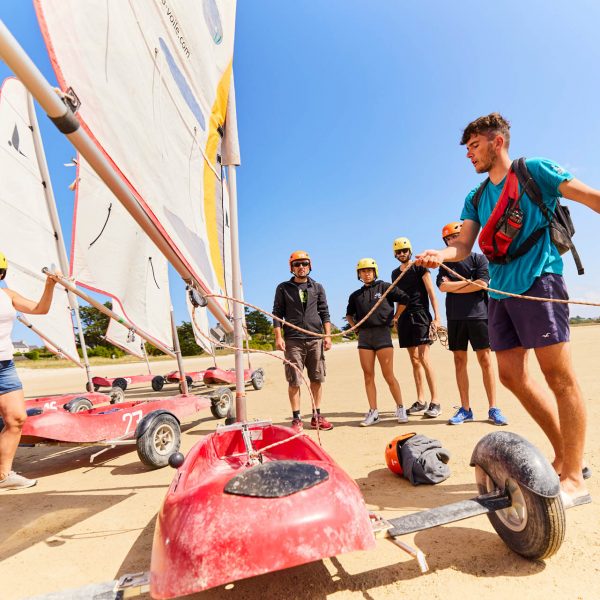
[417,113,599,508]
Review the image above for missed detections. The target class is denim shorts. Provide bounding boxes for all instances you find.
[0,360,23,394]
[488,274,570,351]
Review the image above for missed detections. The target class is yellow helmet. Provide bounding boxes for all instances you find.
[393,237,412,253]
[0,252,7,280]
[289,250,311,272]
[356,257,378,279]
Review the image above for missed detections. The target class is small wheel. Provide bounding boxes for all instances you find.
[251,370,264,390]
[210,387,233,419]
[110,386,125,404]
[136,414,181,468]
[93,384,100,392]
[474,465,566,559]
[112,377,128,391]
[65,397,93,413]
[151,376,165,391]
[85,382,94,392]
[186,375,193,388]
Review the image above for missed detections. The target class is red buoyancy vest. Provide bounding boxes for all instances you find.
[478,168,524,263]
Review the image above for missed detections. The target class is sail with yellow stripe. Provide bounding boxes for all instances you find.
[35,0,237,320]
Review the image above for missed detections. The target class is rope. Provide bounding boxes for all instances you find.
[439,264,600,307]
[429,323,449,349]
[191,308,323,447]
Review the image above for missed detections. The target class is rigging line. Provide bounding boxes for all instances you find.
[88,203,112,248]
[0,143,46,182]
[439,263,600,307]
[148,256,160,289]
[191,307,322,446]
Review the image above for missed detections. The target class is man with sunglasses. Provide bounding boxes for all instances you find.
[272,251,333,432]
[391,237,442,418]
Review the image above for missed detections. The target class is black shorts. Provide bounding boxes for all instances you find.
[448,319,490,351]
[397,310,432,349]
[358,326,393,351]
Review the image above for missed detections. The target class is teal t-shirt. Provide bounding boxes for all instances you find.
[460,157,572,300]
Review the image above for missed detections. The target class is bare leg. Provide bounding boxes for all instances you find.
[407,347,426,403]
[535,342,587,497]
[0,389,27,477]
[288,385,301,412]
[417,344,438,403]
[496,347,564,472]
[476,348,497,408]
[376,347,403,406]
[309,381,323,410]
[453,350,469,408]
[359,349,377,410]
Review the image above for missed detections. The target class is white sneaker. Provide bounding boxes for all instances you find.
[0,471,37,491]
[395,405,408,423]
[360,409,379,427]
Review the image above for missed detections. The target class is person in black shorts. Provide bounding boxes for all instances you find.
[346,258,409,426]
[436,222,507,426]
[391,237,442,418]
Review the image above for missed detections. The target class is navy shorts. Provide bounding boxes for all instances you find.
[397,310,433,349]
[488,274,570,352]
[0,360,23,394]
[448,319,490,351]
[358,326,393,351]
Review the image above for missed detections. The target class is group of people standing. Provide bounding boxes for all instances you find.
[273,111,599,508]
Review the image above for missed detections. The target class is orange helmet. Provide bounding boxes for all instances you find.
[384,432,417,476]
[442,221,462,239]
[289,250,311,272]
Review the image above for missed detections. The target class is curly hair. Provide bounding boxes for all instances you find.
[460,113,511,148]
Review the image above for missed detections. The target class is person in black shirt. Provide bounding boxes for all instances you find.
[346,258,409,426]
[391,237,442,418]
[436,222,507,426]
[272,251,333,432]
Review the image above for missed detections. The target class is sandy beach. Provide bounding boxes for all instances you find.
[2,326,598,600]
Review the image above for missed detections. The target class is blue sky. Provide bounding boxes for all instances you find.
[2,1,600,346]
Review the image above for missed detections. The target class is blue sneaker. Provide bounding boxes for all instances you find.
[448,406,473,425]
[488,407,508,426]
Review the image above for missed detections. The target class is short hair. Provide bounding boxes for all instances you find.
[460,112,511,148]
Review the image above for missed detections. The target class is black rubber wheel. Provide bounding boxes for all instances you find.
[474,465,566,559]
[65,397,93,413]
[186,375,193,388]
[136,413,181,468]
[85,382,94,393]
[109,386,125,404]
[251,370,264,390]
[93,384,100,392]
[151,376,165,391]
[210,387,233,419]
[112,377,128,391]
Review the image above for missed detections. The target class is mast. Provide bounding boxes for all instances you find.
[0,21,233,334]
[25,90,93,389]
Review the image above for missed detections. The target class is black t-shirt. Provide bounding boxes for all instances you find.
[435,253,489,320]
[390,264,430,314]
[346,280,409,328]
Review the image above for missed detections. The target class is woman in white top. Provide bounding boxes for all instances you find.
[0,252,59,490]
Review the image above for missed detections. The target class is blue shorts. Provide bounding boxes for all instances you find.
[488,274,570,352]
[0,360,23,394]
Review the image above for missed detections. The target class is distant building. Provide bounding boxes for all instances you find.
[12,340,31,353]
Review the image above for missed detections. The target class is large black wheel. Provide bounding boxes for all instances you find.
[250,369,264,390]
[112,377,128,391]
[136,413,181,468]
[474,465,566,559]
[151,375,165,391]
[109,386,125,404]
[65,397,93,413]
[210,387,233,419]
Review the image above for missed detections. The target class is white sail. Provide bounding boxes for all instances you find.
[185,291,214,355]
[36,0,238,322]
[0,77,81,365]
[105,304,146,359]
[70,155,173,355]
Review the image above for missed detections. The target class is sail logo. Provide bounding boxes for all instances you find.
[159,0,191,58]
[8,124,26,157]
[203,0,224,45]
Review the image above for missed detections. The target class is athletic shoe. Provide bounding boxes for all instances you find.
[448,406,473,425]
[424,403,442,418]
[488,407,508,426]
[396,405,408,423]
[360,409,379,427]
[311,415,333,430]
[0,471,37,491]
[291,417,303,433]
[406,401,427,415]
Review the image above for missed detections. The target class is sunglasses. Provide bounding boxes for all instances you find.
[395,249,410,255]
[292,261,310,267]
